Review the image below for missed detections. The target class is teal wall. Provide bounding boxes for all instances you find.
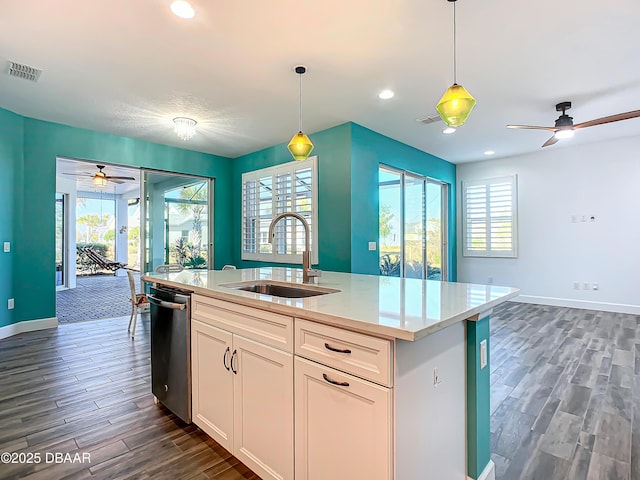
[1,110,233,327]
[467,315,492,478]
[0,110,24,328]
[232,123,352,272]
[350,123,457,279]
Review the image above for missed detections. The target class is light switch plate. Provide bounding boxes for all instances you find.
[480,340,487,369]
[368,241,376,251]
[3,242,9,252]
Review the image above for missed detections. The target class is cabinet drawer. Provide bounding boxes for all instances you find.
[192,294,293,353]
[294,319,392,386]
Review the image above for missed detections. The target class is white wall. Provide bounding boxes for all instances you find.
[457,135,640,314]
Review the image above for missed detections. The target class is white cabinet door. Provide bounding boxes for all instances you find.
[233,335,294,480]
[294,356,392,480]
[191,319,234,451]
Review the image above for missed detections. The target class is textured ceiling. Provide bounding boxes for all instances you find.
[2,0,640,164]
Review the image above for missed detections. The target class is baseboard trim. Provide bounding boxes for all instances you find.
[0,317,58,340]
[467,460,495,480]
[514,295,640,315]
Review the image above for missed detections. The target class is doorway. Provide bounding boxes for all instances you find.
[55,159,214,323]
[142,170,213,273]
[378,165,448,280]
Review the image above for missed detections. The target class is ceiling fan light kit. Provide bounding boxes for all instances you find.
[436,0,476,127]
[288,65,314,161]
[93,171,108,187]
[507,101,640,148]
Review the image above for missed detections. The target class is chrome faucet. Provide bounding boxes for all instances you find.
[268,212,321,284]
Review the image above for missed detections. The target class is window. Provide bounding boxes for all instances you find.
[462,175,518,257]
[242,156,318,264]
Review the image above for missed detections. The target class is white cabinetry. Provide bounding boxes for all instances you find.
[191,294,294,480]
[294,356,392,480]
[294,319,393,480]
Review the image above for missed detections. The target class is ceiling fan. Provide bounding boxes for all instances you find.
[507,101,640,148]
[63,165,136,185]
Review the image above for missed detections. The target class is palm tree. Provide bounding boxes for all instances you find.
[176,183,207,259]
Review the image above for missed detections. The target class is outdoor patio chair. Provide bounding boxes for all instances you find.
[78,246,128,272]
[127,269,149,339]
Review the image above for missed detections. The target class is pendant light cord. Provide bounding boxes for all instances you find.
[453,0,457,84]
[298,72,303,132]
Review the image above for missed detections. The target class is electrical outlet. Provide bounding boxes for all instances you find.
[368,241,376,251]
[8,298,14,310]
[480,340,488,369]
[573,282,580,290]
[583,282,590,290]
[571,215,577,223]
[487,276,494,284]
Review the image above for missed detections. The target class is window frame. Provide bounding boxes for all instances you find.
[241,156,318,264]
[461,175,518,258]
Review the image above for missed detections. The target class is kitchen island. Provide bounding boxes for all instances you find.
[143,267,518,480]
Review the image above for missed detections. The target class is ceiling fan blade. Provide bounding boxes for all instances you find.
[506,124,557,132]
[61,172,92,176]
[542,136,559,148]
[573,109,640,129]
[106,176,136,181]
[106,178,125,184]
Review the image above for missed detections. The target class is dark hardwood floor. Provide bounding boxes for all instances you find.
[1,302,637,479]
[0,315,259,480]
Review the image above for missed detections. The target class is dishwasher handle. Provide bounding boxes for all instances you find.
[147,295,187,310]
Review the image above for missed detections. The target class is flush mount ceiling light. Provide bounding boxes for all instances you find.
[436,0,476,128]
[170,0,195,18]
[288,66,314,161]
[443,127,456,134]
[378,89,395,100]
[484,150,495,155]
[173,117,197,141]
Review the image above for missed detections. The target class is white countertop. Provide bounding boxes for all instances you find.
[142,268,519,341]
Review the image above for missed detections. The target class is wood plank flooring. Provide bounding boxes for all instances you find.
[0,315,259,480]
[491,302,640,480]
[1,302,637,479]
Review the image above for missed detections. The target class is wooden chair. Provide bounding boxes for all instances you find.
[127,270,149,339]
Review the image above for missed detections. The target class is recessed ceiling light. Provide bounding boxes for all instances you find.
[443,127,456,134]
[378,90,394,100]
[171,0,195,19]
[484,150,495,156]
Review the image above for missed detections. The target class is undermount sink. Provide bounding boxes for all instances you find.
[221,281,340,299]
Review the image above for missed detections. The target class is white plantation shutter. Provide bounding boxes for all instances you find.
[242,156,318,263]
[462,175,518,257]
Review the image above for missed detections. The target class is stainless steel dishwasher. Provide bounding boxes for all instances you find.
[147,285,193,423]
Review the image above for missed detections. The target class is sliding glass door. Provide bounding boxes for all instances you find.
[379,166,448,280]
[141,171,213,273]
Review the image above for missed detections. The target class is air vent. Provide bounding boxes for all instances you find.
[416,114,442,125]
[7,61,42,82]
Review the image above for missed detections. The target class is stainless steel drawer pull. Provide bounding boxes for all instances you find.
[323,373,349,387]
[223,347,230,371]
[324,342,351,354]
